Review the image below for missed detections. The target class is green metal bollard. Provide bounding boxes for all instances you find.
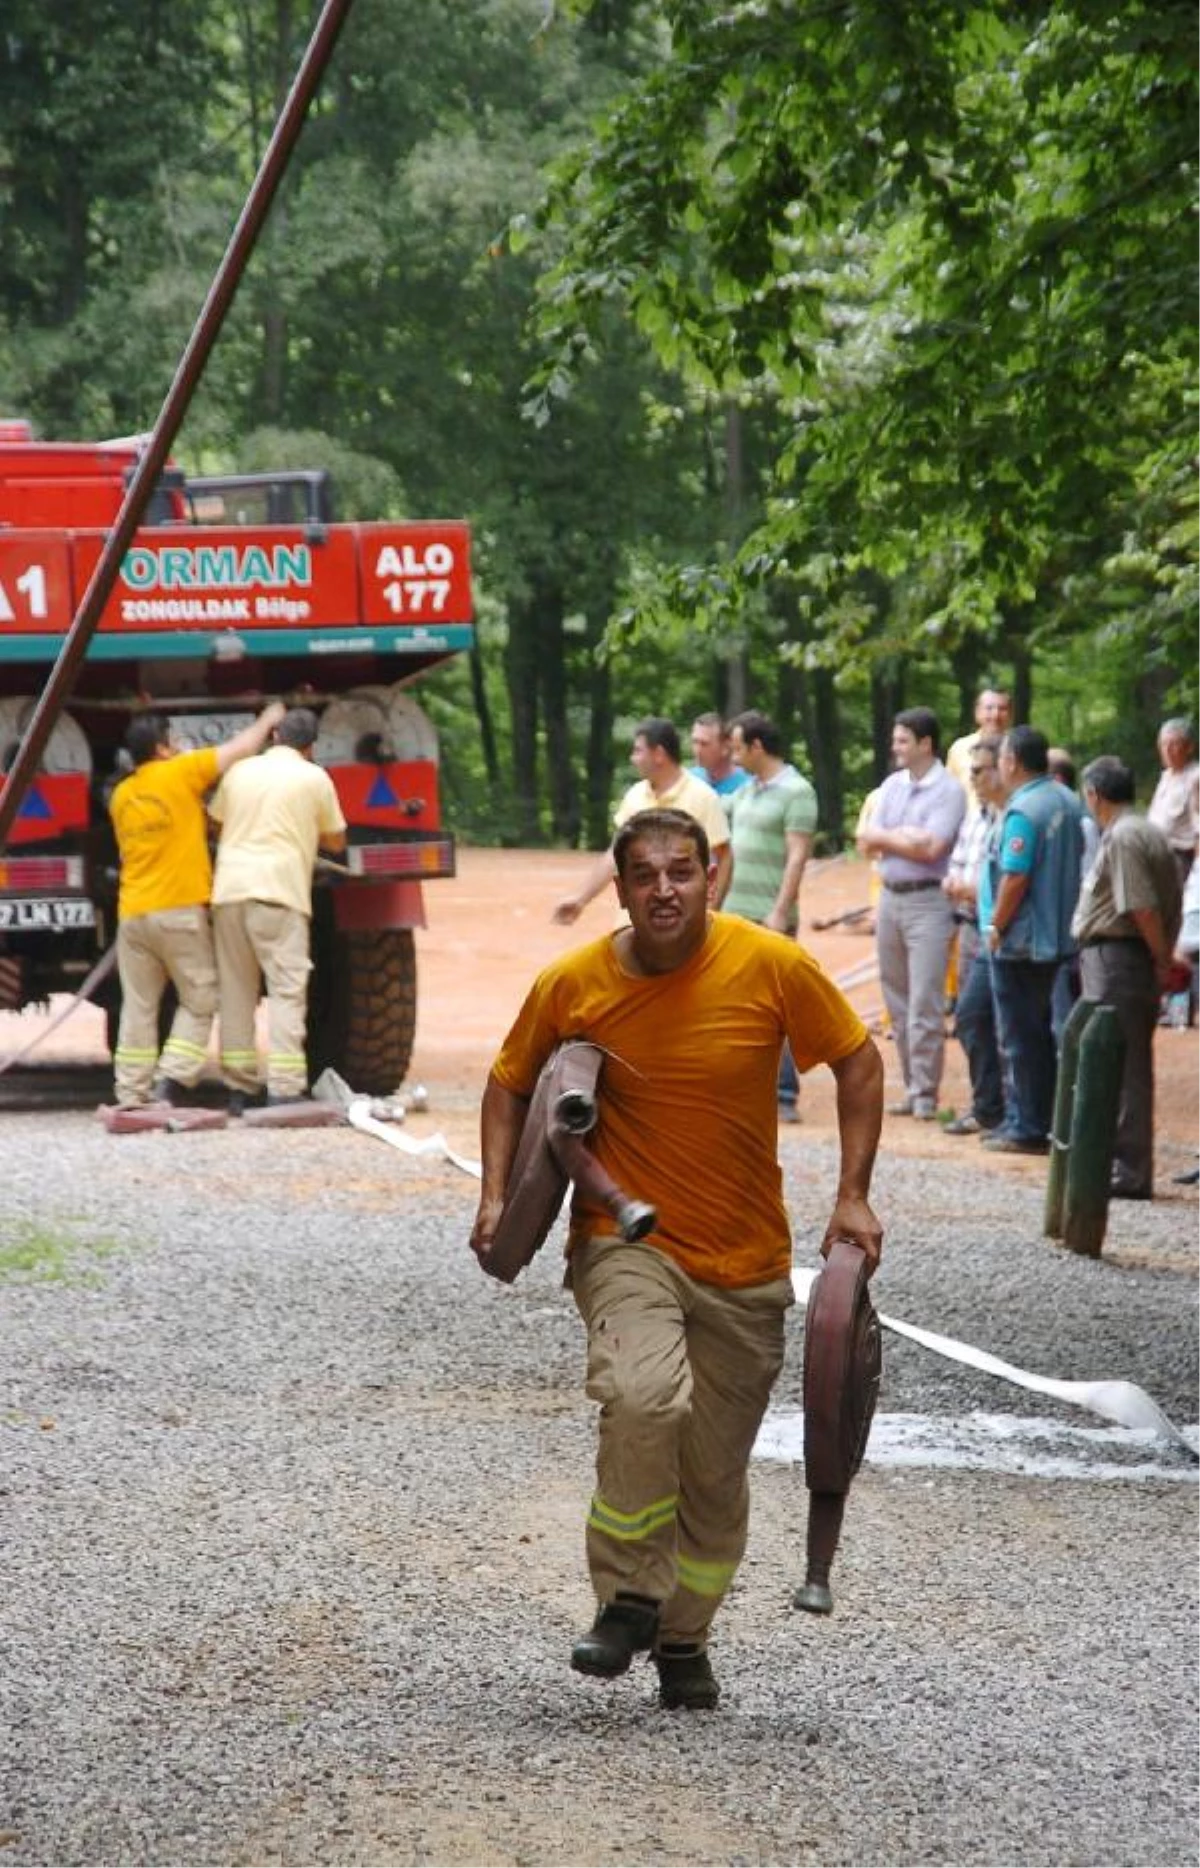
[1061,1005,1126,1258]
[1044,996,1099,1239]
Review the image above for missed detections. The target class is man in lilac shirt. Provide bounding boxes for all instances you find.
[857,708,965,1118]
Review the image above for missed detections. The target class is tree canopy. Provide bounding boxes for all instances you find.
[0,0,1194,842]
[527,1,1197,772]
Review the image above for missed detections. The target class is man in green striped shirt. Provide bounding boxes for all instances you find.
[721,711,820,1120]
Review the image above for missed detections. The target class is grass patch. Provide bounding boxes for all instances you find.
[0,1220,128,1287]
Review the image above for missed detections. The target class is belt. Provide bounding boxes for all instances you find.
[1080,935,1143,948]
[883,878,942,895]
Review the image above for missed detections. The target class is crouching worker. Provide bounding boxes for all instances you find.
[469,808,883,1711]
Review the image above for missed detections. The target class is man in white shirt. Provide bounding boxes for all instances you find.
[552,718,731,923]
[209,708,347,1108]
[856,707,965,1119]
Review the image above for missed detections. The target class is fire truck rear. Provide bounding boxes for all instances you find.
[0,422,473,1094]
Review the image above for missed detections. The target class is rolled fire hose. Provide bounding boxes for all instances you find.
[794,1238,882,1614]
[480,1040,655,1285]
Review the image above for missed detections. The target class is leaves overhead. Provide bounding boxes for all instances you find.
[528,0,1198,674]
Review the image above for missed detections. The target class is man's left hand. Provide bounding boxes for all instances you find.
[821,1196,883,1276]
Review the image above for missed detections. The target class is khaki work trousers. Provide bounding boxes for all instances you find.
[213,900,312,1100]
[570,1236,792,1649]
[114,906,218,1105]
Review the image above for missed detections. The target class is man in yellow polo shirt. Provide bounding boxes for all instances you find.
[209,708,346,1108]
[551,717,731,923]
[473,807,883,1711]
[109,701,286,1107]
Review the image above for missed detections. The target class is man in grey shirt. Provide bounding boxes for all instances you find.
[857,707,965,1119]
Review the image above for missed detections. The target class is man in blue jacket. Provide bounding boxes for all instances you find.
[981,726,1085,1153]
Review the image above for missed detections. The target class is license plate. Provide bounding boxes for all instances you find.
[0,897,96,931]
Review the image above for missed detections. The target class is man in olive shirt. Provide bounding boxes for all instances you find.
[1074,756,1182,1199]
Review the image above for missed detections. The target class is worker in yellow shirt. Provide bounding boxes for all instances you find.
[108,702,285,1106]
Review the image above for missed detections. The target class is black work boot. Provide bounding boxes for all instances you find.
[570,1593,660,1678]
[150,1075,188,1108]
[654,1643,720,1711]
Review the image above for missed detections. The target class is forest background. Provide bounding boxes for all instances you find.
[0,0,1195,850]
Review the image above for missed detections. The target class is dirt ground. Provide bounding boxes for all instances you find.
[2,845,1197,1191]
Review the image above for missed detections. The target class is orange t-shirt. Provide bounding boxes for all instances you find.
[110,748,220,920]
[492,913,868,1289]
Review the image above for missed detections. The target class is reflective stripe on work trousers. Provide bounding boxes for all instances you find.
[587,1490,678,1543]
[675,1552,739,1598]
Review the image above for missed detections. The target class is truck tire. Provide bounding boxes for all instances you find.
[307,923,416,1096]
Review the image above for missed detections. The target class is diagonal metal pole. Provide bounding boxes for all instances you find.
[0,0,355,850]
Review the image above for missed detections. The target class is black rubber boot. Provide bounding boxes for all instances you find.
[570,1593,660,1678]
[654,1643,720,1711]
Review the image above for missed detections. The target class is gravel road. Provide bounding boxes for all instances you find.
[2,1098,1197,1867]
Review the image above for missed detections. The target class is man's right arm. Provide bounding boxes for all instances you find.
[214,700,287,775]
[552,848,616,924]
[469,1073,532,1265]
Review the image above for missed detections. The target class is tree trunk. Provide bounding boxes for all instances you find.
[950,638,984,738]
[871,660,905,783]
[786,662,844,848]
[582,617,615,850]
[771,599,844,846]
[504,595,542,845]
[536,572,580,845]
[468,641,500,789]
[722,401,749,712]
[1006,609,1033,723]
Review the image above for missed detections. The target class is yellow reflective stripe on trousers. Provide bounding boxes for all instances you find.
[114,1047,158,1064]
[267,1053,307,1068]
[675,1552,739,1598]
[160,1038,207,1061]
[587,1491,678,1543]
[221,1050,259,1066]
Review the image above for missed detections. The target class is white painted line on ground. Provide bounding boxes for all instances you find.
[755,1408,1200,1483]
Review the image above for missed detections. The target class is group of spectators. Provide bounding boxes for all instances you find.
[108,704,346,1114]
[860,690,1192,1201]
[560,693,1195,1202]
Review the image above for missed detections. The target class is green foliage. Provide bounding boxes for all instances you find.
[0,0,1193,843]
[527,0,1199,768]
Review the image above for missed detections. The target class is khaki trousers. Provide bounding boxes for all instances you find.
[213,900,312,1099]
[570,1236,792,1648]
[114,906,217,1105]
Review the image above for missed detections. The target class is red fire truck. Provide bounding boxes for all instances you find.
[0,420,473,1093]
